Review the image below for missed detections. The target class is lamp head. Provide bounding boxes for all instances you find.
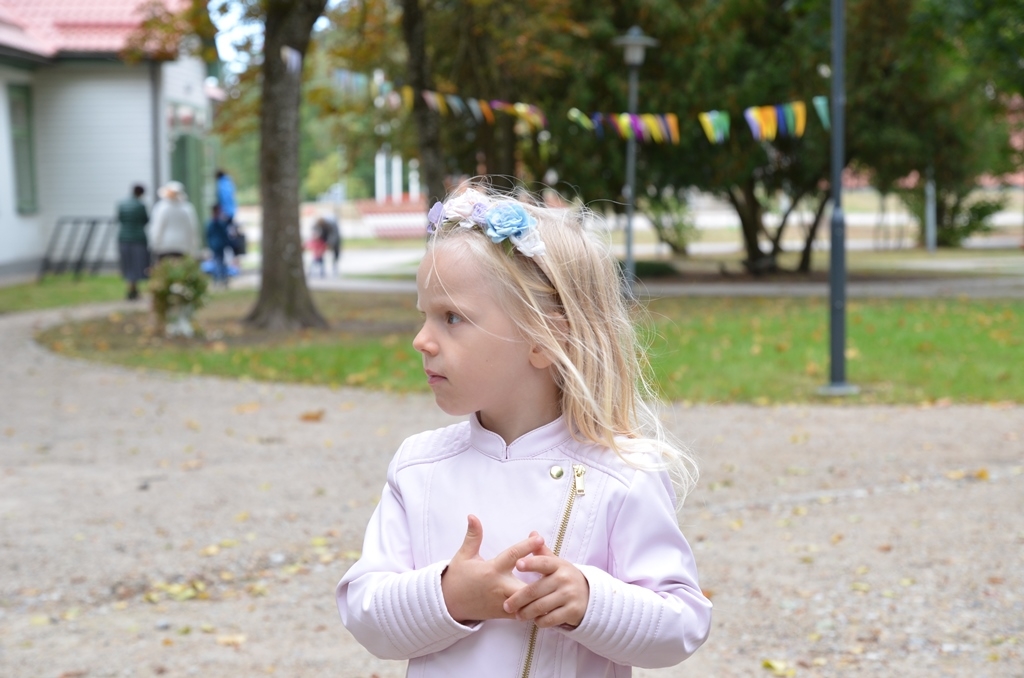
[614,25,658,67]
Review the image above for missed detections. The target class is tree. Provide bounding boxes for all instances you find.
[545,0,1012,269]
[129,0,329,328]
[245,0,330,329]
[400,0,447,204]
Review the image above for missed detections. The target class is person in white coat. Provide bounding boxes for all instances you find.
[148,181,199,260]
[336,188,712,677]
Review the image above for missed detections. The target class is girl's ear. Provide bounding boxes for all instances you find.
[529,344,554,369]
[528,314,568,370]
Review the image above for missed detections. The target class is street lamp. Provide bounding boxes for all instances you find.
[614,26,657,293]
[819,0,859,396]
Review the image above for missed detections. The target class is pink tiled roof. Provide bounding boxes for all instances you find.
[0,0,187,56]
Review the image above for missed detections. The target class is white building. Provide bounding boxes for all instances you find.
[0,0,220,276]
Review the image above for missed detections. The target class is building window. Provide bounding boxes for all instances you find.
[8,84,37,214]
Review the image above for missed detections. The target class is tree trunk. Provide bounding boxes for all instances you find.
[245,0,328,330]
[797,191,831,273]
[769,187,809,257]
[401,0,447,205]
[727,180,775,275]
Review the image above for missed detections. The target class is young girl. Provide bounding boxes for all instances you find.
[336,187,712,676]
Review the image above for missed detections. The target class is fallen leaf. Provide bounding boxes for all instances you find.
[216,634,246,647]
[761,659,795,676]
[300,409,325,422]
[234,402,261,414]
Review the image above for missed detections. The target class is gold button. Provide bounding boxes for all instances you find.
[549,465,564,479]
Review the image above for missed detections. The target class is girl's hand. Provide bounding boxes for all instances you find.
[503,534,590,629]
[441,515,543,624]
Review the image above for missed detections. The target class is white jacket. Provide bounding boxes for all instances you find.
[336,416,712,677]
[148,197,199,256]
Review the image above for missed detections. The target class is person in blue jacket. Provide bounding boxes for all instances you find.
[215,169,237,226]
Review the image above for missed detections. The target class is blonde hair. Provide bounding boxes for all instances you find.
[427,184,698,501]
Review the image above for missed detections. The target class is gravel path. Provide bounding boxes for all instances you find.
[0,303,1021,677]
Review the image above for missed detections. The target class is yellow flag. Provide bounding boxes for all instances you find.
[759,105,778,141]
[792,101,806,137]
[698,112,716,143]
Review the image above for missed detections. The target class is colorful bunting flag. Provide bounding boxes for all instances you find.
[813,95,830,131]
[478,99,495,125]
[698,110,730,144]
[792,101,806,136]
[567,108,594,130]
[445,94,466,116]
[565,98,826,145]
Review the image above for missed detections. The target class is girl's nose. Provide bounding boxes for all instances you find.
[412,324,435,355]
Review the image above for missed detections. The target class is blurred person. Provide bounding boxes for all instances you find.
[205,203,230,286]
[116,183,150,300]
[315,216,342,275]
[149,181,200,260]
[216,169,237,226]
[306,225,328,278]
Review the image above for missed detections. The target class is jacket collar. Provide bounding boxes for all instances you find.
[469,413,573,460]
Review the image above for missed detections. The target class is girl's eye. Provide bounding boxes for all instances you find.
[446,312,462,325]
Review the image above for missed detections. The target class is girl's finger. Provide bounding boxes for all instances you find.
[515,554,558,574]
[494,534,545,572]
[504,573,562,614]
[515,590,569,623]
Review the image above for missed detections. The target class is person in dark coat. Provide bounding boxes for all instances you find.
[315,216,342,276]
[116,184,149,300]
[205,204,230,286]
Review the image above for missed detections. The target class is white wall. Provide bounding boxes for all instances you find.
[33,61,155,267]
[0,64,43,272]
[0,55,214,276]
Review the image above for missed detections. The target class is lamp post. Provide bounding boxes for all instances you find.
[614,26,657,293]
[819,0,859,396]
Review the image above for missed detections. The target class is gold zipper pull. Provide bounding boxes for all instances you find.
[572,464,586,496]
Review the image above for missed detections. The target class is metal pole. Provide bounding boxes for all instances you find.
[822,0,858,396]
[925,165,937,252]
[624,64,639,292]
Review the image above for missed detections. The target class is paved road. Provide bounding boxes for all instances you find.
[235,247,1024,299]
[0,301,1022,676]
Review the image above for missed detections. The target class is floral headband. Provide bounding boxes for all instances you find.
[427,189,546,258]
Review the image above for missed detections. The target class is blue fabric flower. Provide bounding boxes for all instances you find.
[484,203,537,244]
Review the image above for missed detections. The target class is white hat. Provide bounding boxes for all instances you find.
[158,181,186,200]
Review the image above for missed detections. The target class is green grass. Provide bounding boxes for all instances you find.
[644,297,1021,403]
[0,274,129,314]
[34,291,1023,404]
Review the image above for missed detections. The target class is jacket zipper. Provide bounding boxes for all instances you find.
[519,463,586,678]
